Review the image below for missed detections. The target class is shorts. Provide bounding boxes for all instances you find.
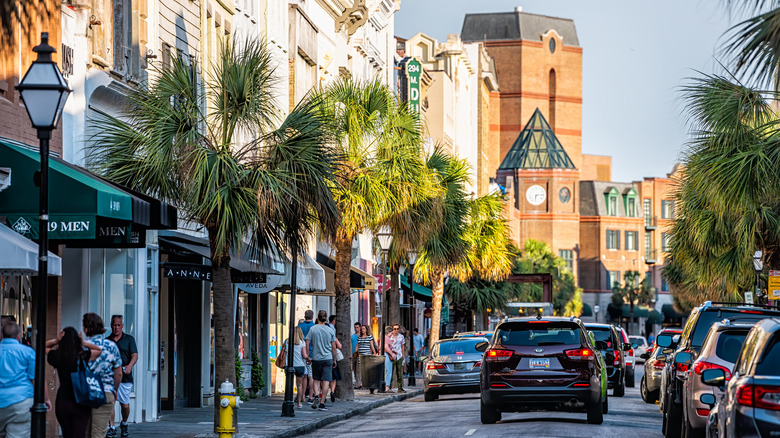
[116,382,133,405]
[311,360,333,382]
[305,362,312,377]
[294,366,306,377]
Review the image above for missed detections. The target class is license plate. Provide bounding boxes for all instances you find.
[529,358,550,369]
[454,362,469,371]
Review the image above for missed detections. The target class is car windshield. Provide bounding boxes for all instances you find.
[496,321,582,347]
[693,310,779,347]
[629,336,645,346]
[437,339,485,356]
[589,329,615,348]
[714,331,749,363]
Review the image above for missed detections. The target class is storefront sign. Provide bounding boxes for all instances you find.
[769,270,780,300]
[237,273,281,294]
[8,215,96,239]
[403,57,422,113]
[162,263,212,281]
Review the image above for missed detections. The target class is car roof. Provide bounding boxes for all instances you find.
[583,323,615,330]
[437,337,487,344]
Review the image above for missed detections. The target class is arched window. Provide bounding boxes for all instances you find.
[548,69,557,130]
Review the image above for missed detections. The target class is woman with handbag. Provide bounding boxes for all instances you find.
[46,327,102,438]
[277,326,308,408]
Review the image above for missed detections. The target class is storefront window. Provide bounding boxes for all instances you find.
[88,248,136,338]
[236,293,250,359]
[0,275,33,343]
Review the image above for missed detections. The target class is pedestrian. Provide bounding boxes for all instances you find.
[383,326,393,391]
[0,321,50,438]
[45,327,102,438]
[424,328,431,356]
[304,310,338,411]
[298,310,315,402]
[387,323,406,393]
[106,315,138,438]
[356,324,377,389]
[82,313,122,438]
[326,314,343,402]
[279,326,308,408]
[413,328,425,374]
[350,322,360,389]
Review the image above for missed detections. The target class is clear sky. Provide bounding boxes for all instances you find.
[395,1,738,182]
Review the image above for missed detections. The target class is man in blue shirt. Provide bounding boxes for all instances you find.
[350,322,360,388]
[0,321,49,438]
[297,310,315,402]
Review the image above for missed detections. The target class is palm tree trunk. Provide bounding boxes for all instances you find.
[334,234,355,400]
[428,269,444,350]
[209,231,235,431]
[389,265,400,328]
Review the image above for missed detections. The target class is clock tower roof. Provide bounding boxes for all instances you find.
[499,108,576,171]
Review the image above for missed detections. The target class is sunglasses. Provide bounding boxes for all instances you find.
[393,328,399,331]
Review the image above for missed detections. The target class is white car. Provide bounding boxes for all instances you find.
[619,327,635,388]
[629,335,648,363]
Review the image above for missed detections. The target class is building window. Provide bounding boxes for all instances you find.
[559,249,573,271]
[606,229,620,250]
[627,196,637,217]
[661,233,671,252]
[604,187,619,216]
[609,196,617,216]
[644,199,651,218]
[645,271,654,287]
[662,200,675,219]
[608,271,621,290]
[625,231,638,251]
[645,231,652,253]
[661,275,669,292]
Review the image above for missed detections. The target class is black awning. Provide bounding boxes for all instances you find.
[159,233,280,275]
[316,251,365,289]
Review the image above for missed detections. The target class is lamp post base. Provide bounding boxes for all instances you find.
[378,380,386,393]
[280,400,295,417]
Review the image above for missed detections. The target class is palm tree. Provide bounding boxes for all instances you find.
[722,1,780,87]
[86,37,338,424]
[321,77,427,400]
[415,149,513,349]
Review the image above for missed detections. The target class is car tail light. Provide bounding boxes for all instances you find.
[693,361,731,380]
[613,350,621,366]
[573,383,590,387]
[696,408,710,416]
[653,361,666,370]
[485,348,513,362]
[565,348,595,361]
[426,362,445,370]
[490,382,509,388]
[737,384,780,410]
[474,361,482,367]
[628,348,634,356]
[527,321,549,324]
[739,309,763,314]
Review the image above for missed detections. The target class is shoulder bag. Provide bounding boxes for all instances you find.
[275,342,287,369]
[71,357,107,408]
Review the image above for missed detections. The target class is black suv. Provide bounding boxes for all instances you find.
[584,323,628,397]
[659,301,780,438]
[479,316,608,425]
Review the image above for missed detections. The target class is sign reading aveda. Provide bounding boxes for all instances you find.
[404,57,422,113]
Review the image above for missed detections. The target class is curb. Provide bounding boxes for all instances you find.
[268,389,423,438]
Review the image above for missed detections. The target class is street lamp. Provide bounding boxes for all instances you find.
[753,250,763,304]
[376,226,392,393]
[15,32,71,438]
[407,250,418,386]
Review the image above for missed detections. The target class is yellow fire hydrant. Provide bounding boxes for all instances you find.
[217,379,241,438]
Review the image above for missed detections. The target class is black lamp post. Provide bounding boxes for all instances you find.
[407,250,418,386]
[753,250,763,305]
[375,226,393,393]
[15,32,71,438]
[281,241,299,417]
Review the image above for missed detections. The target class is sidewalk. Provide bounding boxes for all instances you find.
[129,387,423,438]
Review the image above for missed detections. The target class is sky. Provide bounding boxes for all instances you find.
[394,1,740,182]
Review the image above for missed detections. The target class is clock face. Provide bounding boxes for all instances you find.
[526,185,546,206]
[559,187,571,204]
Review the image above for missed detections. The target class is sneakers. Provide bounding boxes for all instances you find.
[106,427,117,438]
[317,404,328,411]
[306,397,312,403]
[311,396,320,409]
[397,388,406,393]
[120,423,129,438]
[331,392,335,403]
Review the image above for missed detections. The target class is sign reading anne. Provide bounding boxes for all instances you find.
[404,57,422,114]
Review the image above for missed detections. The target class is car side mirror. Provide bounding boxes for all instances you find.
[656,353,667,362]
[657,334,673,348]
[475,341,488,352]
[675,352,693,365]
[623,343,632,352]
[699,393,716,406]
[640,353,650,360]
[595,340,608,350]
[701,368,726,387]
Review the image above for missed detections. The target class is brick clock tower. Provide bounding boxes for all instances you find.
[462,8,583,274]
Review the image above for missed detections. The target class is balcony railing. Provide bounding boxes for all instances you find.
[645,215,658,230]
[645,249,658,264]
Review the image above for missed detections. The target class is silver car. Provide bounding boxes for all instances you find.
[640,328,682,404]
[630,335,648,362]
[680,321,752,436]
[423,337,486,402]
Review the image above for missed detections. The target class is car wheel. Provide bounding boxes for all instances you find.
[641,376,659,404]
[480,399,501,424]
[586,402,604,425]
[602,395,609,414]
[614,378,625,397]
[424,390,436,402]
[626,368,635,388]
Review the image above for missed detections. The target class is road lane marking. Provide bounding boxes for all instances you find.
[465,428,476,436]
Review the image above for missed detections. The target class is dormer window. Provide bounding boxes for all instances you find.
[604,187,619,216]
[623,188,638,217]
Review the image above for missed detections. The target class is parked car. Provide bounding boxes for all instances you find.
[619,327,636,388]
[659,301,780,438]
[699,318,780,438]
[479,316,608,425]
[641,328,682,404]
[585,323,628,397]
[680,320,752,437]
[423,337,487,401]
[453,331,494,342]
[630,335,649,362]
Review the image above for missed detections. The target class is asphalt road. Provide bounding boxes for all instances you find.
[301,365,663,438]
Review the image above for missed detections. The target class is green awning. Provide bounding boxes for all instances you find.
[400,275,432,300]
[0,139,133,240]
[581,303,593,317]
[607,303,652,318]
